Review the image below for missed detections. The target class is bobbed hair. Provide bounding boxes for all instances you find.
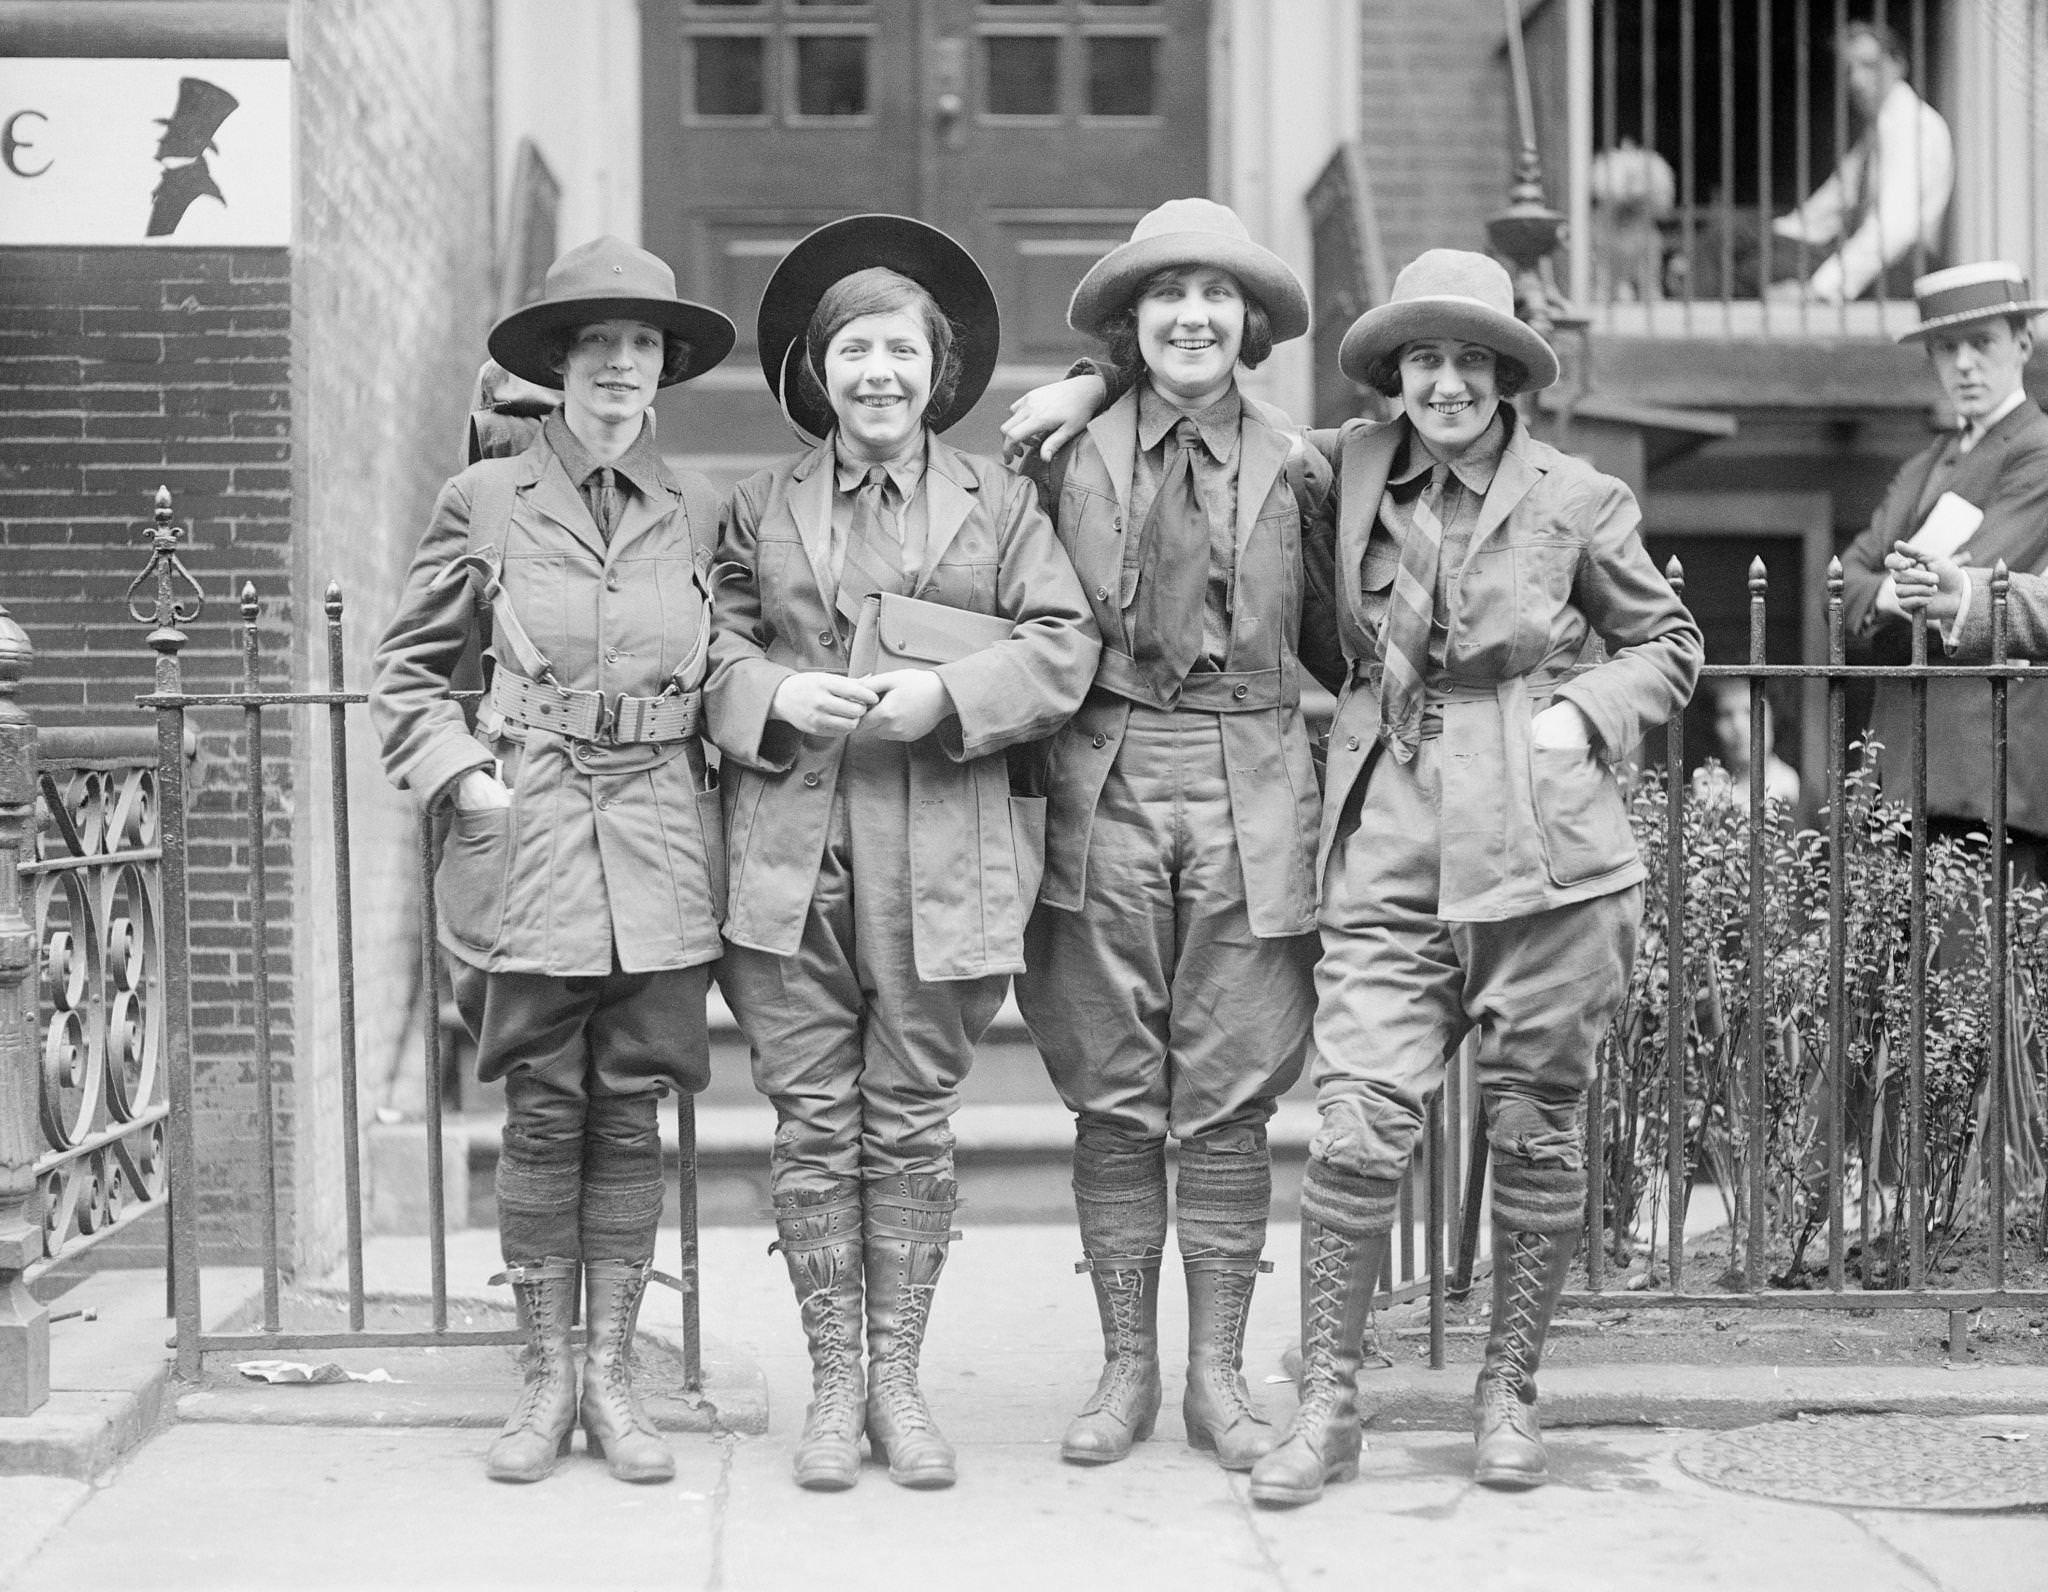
[1360,341,1533,401]
[539,322,696,387]
[1094,266,1276,380]
[797,266,962,427]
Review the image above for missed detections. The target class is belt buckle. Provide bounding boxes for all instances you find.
[594,692,622,746]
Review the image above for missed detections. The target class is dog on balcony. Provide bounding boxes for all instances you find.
[1588,139,1676,303]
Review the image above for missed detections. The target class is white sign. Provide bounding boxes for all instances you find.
[0,58,291,246]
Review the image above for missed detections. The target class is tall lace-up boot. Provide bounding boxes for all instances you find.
[579,1259,678,1483]
[770,1182,867,1490]
[1473,1156,1583,1490]
[1248,1163,1396,1509]
[485,1258,581,1483]
[1176,1132,1277,1471]
[1061,1132,1166,1464]
[863,1173,960,1489]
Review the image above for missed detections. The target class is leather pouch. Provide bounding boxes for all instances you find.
[848,590,1013,675]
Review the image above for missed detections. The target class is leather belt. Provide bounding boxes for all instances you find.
[1095,650,1299,714]
[490,669,701,745]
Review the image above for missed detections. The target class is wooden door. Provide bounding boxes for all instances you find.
[642,0,1210,367]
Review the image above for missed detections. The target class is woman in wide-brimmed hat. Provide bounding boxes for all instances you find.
[1003,197,1332,1477]
[371,237,737,1486]
[704,215,1097,1493]
[1252,249,1701,1507]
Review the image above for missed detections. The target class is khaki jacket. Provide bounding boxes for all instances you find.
[706,435,1099,980]
[371,431,726,975]
[1309,412,1702,922]
[1025,388,1332,937]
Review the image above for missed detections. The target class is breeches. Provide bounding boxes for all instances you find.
[1016,705,1317,1149]
[723,739,1006,1198]
[1309,741,1640,1183]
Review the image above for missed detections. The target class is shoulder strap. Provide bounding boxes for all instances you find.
[465,457,523,561]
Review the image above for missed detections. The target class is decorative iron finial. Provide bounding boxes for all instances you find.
[123,484,205,653]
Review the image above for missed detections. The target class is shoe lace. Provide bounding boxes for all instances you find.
[1198,1269,1260,1424]
[1486,1231,1550,1398]
[799,1285,864,1439]
[1289,1229,1356,1429]
[872,1283,937,1434]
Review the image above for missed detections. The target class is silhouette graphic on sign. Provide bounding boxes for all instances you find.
[147,77,238,238]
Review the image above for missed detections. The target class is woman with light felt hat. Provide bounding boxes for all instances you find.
[372,236,735,1486]
[1254,249,1699,1506]
[1003,197,1337,1477]
[704,214,1096,1492]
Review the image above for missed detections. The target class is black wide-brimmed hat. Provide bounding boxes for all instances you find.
[756,214,1000,440]
[1899,261,2048,342]
[488,235,736,389]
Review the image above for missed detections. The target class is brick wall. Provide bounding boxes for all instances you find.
[290,0,496,1272]
[1356,1,1516,270]
[3,0,494,1274]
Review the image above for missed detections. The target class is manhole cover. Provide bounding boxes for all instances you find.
[1680,1415,2048,1510]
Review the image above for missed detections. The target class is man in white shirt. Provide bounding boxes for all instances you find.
[1771,21,1952,304]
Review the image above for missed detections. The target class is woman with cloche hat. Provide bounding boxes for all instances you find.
[371,236,736,1487]
[704,215,1097,1493]
[1005,198,1334,1476]
[1255,250,1701,1506]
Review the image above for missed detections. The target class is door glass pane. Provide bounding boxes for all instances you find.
[689,1,763,7]
[792,34,869,116]
[1086,35,1157,116]
[694,36,767,116]
[985,35,1061,116]
[791,0,866,6]
[1087,1,1161,7]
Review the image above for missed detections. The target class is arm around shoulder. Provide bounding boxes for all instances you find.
[703,472,803,772]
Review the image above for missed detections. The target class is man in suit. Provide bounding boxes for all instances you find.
[1839,260,2048,878]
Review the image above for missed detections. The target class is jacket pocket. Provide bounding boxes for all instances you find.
[697,768,729,924]
[1529,743,1636,887]
[437,805,512,951]
[1009,794,1049,908]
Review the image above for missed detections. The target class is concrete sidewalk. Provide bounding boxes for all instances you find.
[4,1222,2048,1589]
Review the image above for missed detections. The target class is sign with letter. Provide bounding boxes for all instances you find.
[0,58,291,246]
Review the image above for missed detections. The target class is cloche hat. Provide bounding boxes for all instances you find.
[488,236,736,389]
[1899,261,2048,342]
[1067,198,1309,341]
[757,214,1000,441]
[1337,249,1560,391]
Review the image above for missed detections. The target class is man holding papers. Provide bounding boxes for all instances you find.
[1840,260,2048,876]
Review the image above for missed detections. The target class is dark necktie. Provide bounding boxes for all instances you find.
[1379,463,1448,762]
[836,465,904,629]
[586,465,621,545]
[1131,419,1207,696]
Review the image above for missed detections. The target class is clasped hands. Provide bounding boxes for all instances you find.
[769,669,952,742]
[1878,543,1968,626]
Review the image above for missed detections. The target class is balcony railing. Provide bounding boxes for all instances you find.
[1523,0,2047,341]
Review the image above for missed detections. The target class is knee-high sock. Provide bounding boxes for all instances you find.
[581,1091,665,1265]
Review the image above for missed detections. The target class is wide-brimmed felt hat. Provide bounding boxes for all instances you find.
[756,214,1000,440]
[1899,260,2048,342]
[1067,198,1309,342]
[488,236,736,389]
[1337,249,1559,391]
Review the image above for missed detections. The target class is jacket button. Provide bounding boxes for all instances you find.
[1346,736,1360,751]
[1232,683,1249,700]
[1112,519,1123,533]
[818,629,836,649]
[598,796,613,811]
[604,648,620,664]
[1095,586,1110,602]
[803,771,821,788]
[1091,733,1107,749]
[606,575,620,592]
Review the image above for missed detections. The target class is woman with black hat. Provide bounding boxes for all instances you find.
[371,236,735,1486]
[705,215,1097,1492]
[1002,199,1331,1476]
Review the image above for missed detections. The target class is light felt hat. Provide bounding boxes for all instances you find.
[488,236,736,389]
[1899,261,2048,342]
[1066,198,1310,341]
[1337,249,1560,391]
[756,214,1001,441]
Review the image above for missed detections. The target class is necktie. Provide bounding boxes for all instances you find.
[835,465,904,629]
[1379,463,1448,763]
[1131,419,1207,697]
[589,465,621,545]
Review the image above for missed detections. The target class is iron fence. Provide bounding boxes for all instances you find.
[116,489,706,1387]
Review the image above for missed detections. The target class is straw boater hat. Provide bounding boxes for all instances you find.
[756,214,1001,441]
[488,236,736,389]
[1337,249,1560,391]
[1067,198,1310,341]
[1899,261,2048,342]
